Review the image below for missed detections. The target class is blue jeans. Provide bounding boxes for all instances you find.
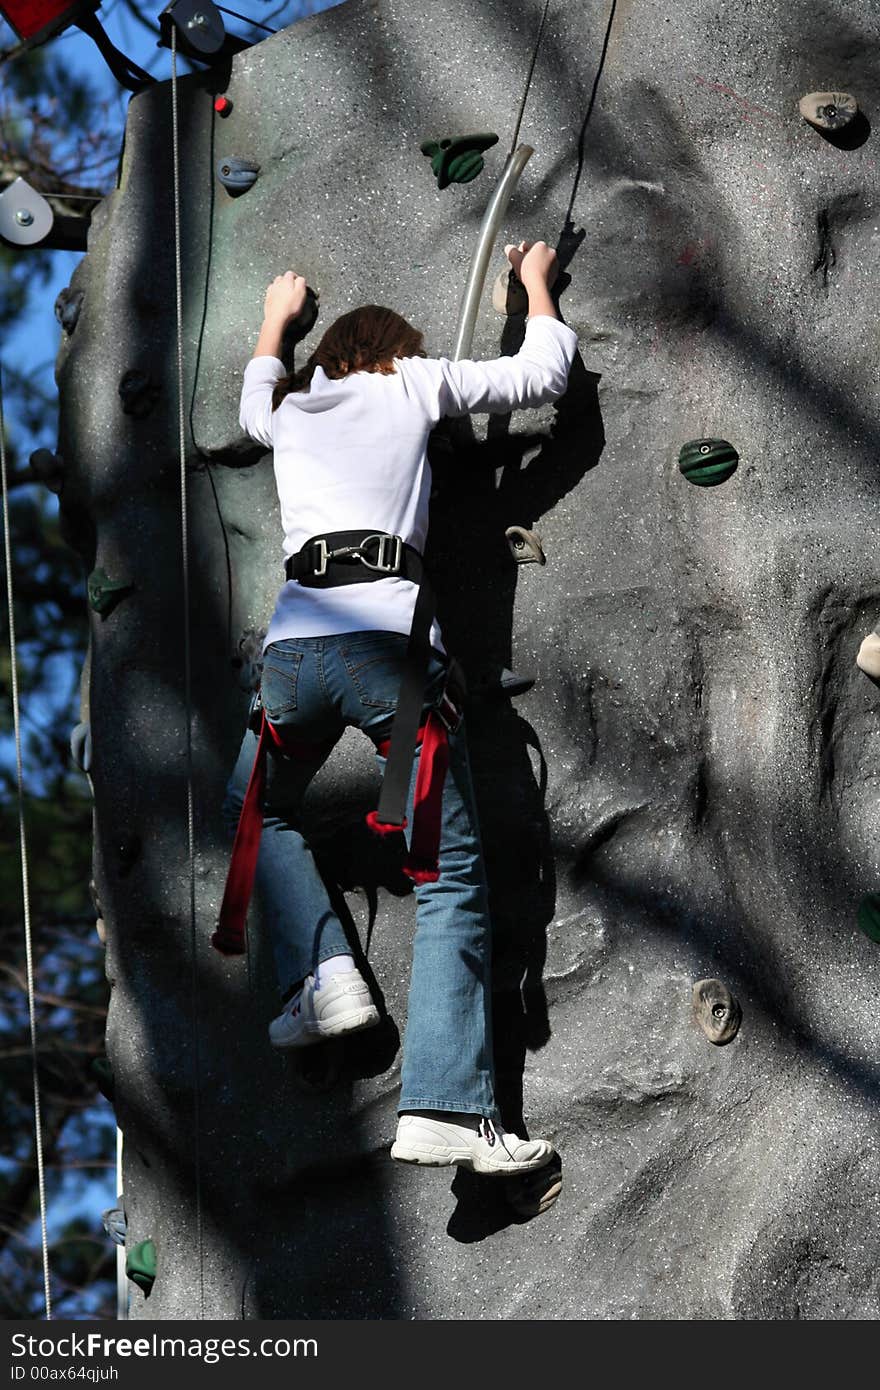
[223,632,497,1119]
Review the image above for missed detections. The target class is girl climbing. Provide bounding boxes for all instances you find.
[224,240,578,1176]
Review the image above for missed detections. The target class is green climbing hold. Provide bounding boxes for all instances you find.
[857,892,880,944]
[126,1239,157,1295]
[87,567,134,618]
[91,1056,115,1103]
[420,133,498,190]
[678,438,739,487]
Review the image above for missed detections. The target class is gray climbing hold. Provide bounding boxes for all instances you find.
[102,1203,127,1246]
[505,525,546,566]
[87,568,134,618]
[692,978,742,1045]
[29,448,65,495]
[118,369,160,418]
[91,1056,115,1103]
[217,157,259,196]
[856,632,880,679]
[492,267,529,317]
[55,287,84,335]
[473,668,535,700]
[799,91,858,132]
[231,627,267,692]
[70,721,92,774]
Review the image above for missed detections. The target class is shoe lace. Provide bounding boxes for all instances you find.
[478,1118,498,1147]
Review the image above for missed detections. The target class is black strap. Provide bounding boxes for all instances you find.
[286,531,422,587]
[375,572,437,827]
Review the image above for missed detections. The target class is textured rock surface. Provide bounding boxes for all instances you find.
[55,0,880,1318]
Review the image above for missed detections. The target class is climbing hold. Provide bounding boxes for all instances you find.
[91,1056,115,1103]
[799,91,858,133]
[420,134,498,190]
[0,177,53,246]
[126,1239,157,1295]
[505,1151,563,1217]
[492,267,529,316]
[87,568,134,618]
[217,156,259,196]
[857,892,880,944]
[678,438,739,487]
[95,918,106,944]
[292,1041,344,1094]
[118,369,159,418]
[856,632,880,680]
[214,95,232,116]
[29,448,65,494]
[692,978,741,1045]
[505,525,546,565]
[54,287,84,335]
[70,721,92,774]
[473,667,535,700]
[231,627,266,692]
[101,1203,127,1246]
[117,833,142,875]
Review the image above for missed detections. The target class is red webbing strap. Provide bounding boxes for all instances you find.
[213,716,335,956]
[367,711,449,884]
[212,714,270,956]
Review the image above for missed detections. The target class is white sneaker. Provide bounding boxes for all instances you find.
[269,970,380,1049]
[391,1112,554,1175]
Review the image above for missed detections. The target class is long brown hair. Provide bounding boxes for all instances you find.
[271,304,426,409]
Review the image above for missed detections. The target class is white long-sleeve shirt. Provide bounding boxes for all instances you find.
[238,314,579,651]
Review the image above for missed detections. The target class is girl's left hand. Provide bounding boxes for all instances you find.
[263,270,308,325]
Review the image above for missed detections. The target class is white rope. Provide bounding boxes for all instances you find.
[170,26,206,1320]
[0,363,52,1319]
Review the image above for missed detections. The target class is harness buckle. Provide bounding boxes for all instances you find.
[311,538,329,576]
[436,690,463,735]
[357,533,403,573]
[247,688,263,735]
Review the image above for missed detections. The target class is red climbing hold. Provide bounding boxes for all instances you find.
[214,96,232,116]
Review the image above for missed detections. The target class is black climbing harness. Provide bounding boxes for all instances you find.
[284,529,437,834]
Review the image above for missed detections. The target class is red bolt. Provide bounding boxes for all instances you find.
[214,96,232,116]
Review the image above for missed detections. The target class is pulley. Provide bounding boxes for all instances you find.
[159,0,251,62]
[0,178,54,247]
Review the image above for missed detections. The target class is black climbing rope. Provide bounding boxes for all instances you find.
[509,0,552,156]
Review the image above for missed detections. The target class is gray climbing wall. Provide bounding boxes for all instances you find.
[54,0,880,1318]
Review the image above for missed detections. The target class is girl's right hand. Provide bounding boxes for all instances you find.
[504,240,558,290]
[263,270,308,325]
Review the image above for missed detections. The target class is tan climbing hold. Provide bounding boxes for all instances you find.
[798,91,858,132]
[692,978,741,1045]
[95,918,106,944]
[856,632,880,679]
[492,268,529,316]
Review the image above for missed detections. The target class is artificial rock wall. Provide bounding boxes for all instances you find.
[54,0,880,1318]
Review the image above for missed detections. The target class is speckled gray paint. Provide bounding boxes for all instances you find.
[54,0,880,1318]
